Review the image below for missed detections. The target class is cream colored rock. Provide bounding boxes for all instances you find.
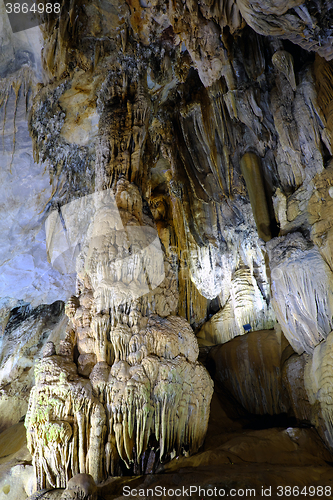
[266,233,333,354]
[272,50,296,91]
[59,71,101,147]
[304,331,333,449]
[283,335,333,451]
[309,162,333,270]
[0,423,34,500]
[26,180,213,491]
[26,316,212,489]
[0,463,34,500]
[25,355,105,489]
[271,66,324,192]
[237,0,333,60]
[197,265,275,345]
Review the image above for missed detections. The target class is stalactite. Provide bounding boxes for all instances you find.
[0,66,36,172]
[272,50,296,91]
[314,55,333,153]
[240,152,272,242]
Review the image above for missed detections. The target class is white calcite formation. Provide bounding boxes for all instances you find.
[197,264,275,345]
[25,179,213,490]
[266,232,333,354]
[283,330,333,452]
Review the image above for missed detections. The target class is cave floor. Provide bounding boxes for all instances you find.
[96,392,333,500]
[1,391,333,500]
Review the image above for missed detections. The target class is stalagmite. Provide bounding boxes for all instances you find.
[197,265,275,345]
[25,179,213,489]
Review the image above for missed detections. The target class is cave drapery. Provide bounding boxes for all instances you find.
[2,0,333,498]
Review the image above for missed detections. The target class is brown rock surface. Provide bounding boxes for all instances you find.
[208,328,291,415]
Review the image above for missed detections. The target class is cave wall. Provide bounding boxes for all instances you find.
[1,0,333,496]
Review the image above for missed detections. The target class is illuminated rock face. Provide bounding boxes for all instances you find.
[25,179,213,489]
[4,0,333,496]
[267,233,333,354]
[283,330,333,451]
[0,14,75,306]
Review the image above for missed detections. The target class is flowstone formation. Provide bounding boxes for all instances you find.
[25,178,213,489]
[4,0,333,497]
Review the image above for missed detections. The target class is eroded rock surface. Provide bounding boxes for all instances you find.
[267,233,333,354]
[25,180,213,489]
[0,8,76,306]
[0,301,67,433]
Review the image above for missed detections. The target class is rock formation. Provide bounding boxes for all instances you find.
[25,178,213,489]
[0,301,67,433]
[3,0,333,498]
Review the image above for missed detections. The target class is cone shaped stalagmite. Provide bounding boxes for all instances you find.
[25,179,213,488]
